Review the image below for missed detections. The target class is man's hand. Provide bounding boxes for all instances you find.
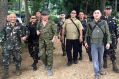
[37,30,40,35]
[21,36,27,42]
[106,43,110,49]
[85,42,88,48]
[51,36,58,43]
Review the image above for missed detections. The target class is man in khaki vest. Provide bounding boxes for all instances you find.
[62,10,83,66]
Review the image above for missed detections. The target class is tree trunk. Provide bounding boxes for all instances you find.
[100,0,106,14]
[115,0,117,12]
[85,1,88,13]
[24,0,30,25]
[0,0,8,31]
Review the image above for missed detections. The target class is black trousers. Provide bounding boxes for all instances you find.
[66,39,79,63]
[28,42,39,64]
[78,41,82,57]
[60,36,66,54]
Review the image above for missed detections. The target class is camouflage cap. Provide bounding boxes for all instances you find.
[41,11,49,15]
[105,6,112,9]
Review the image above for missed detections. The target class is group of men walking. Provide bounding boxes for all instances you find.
[0,5,119,79]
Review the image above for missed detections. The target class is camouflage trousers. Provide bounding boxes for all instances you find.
[103,48,116,62]
[2,48,22,72]
[103,36,117,62]
[39,39,53,70]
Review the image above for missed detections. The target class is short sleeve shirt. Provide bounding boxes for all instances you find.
[62,18,83,39]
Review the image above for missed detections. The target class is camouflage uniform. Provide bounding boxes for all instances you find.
[102,16,119,73]
[37,20,57,70]
[57,18,66,56]
[0,22,29,78]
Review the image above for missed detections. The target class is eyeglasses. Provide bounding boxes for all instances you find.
[71,12,76,14]
[31,18,36,19]
[105,8,111,10]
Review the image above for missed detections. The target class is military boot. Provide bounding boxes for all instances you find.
[47,69,53,76]
[15,67,22,76]
[32,64,37,71]
[32,60,38,71]
[112,61,119,73]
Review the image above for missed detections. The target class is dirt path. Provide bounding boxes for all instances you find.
[0,40,119,79]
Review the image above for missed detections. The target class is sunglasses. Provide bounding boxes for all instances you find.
[31,18,36,19]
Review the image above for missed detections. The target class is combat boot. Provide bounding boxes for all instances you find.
[32,60,38,71]
[15,67,22,76]
[47,69,53,76]
[32,64,37,71]
[112,61,119,73]
[15,69,22,76]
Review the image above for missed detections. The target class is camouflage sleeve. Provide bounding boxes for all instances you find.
[20,25,30,37]
[36,21,41,30]
[114,18,119,38]
[116,19,119,38]
[105,21,112,44]
[0,27,6,45]
[51,21,58,36]
[25,26,30,36]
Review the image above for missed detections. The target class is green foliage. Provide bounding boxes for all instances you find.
[7,0,118,17]
[116,19,119,27]
[49,15,58,23]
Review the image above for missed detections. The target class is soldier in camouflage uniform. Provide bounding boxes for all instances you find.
[37,11,57,76]
[102,6,119,73]
[57,12,66,56]
[0,13,28,79]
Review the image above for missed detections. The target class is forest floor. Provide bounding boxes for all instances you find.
[0,39,119,79]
